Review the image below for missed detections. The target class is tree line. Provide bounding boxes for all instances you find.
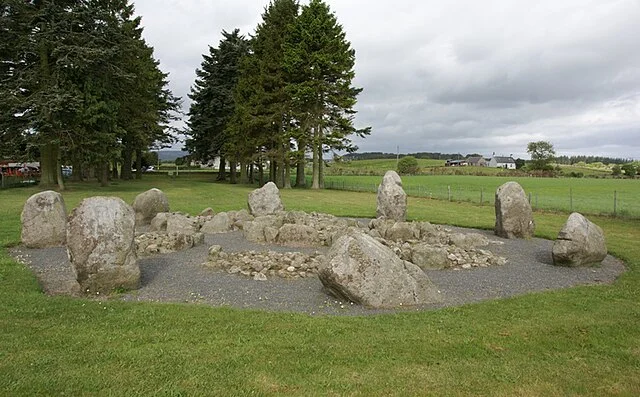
[185,0,370,189]
[0,0,180,189]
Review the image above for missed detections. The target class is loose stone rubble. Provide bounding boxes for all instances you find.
[204,246,324,280]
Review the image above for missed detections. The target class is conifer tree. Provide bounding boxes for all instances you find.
[186,29,248,182]
[284,0,369,189]
[232,0,299,187]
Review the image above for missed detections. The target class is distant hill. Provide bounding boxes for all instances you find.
[158,150,188,162]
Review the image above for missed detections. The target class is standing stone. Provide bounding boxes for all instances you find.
[248,182,284,216]
[132,188,169,226]
[318,231,441,308]
[376,171,407,221]
[494,181,535,239]
[552,213,607,267]
[66,197,139,293]
[21,191,67,248]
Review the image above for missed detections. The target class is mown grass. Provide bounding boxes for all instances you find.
[323,174,640,218]
[1,174,639,396]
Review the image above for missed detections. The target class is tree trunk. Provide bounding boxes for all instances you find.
[135,149,143,180]
[319,148,324,189]
[39,142,58,189]
[311,127,320,189]
[98,162,109,187]
[229,160,237,184]
[283,153,291,189]
[121,146,133,180]
[56,147,65,191]
[240,160,248,184]
[71,156,83,182]
[258,161,264,186]
[270,160,277,185]
[217,155,226,181]
[112,161,119,179]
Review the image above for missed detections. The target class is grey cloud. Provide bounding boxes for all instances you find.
[133,0,640,159]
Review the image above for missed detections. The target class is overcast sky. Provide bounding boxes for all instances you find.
[133,0,640,160]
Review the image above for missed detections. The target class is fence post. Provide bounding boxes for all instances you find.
[614,190,617,217]
[447,185,451,201]
[535,193,538,209]
[480,188,483,205]
[569,187,573,212]
[528,192,532,204]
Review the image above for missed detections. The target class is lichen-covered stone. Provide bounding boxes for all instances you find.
[132,188,169,226]
[376,171,407,221]
[67,197,139,293]
[495,181,535,239]
[552,213,607,267]
[21,190,67,248]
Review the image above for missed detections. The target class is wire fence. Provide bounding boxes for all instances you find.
[323,180,640,218]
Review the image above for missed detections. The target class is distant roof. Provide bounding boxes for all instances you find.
[466,156,484,162]
[493,156,516,163]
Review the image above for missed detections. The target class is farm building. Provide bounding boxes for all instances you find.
[466,156,487,167]
[488,156,516,169]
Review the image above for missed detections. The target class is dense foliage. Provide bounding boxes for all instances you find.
[0,0,180,188]
[397,156,419,175]
[185,0,369,188]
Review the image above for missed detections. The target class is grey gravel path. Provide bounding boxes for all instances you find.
[11,226,625,316]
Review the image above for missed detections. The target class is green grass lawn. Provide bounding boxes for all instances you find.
[1,174,639,395]
[323,174,640,218]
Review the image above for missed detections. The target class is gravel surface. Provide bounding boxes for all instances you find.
[11,226,625,316]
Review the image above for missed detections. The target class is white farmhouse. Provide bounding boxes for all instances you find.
[489,156,516,169]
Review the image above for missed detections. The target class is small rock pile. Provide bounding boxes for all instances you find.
[204,245,324,280]
[366,219,507,269]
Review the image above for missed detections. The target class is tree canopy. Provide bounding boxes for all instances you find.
[0,0,180,188]
[185,0,369,188]
[527,141,556,171]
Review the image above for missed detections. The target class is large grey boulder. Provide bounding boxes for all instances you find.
[132,188,169,226]
[166,213,198,235]
[552,213,607,267]
[494,181,535,239]
[243,215,284,243]
[411,244,450,270]
[66,197,139,293]
[276,224,320,247]
[200,212,232,234]
[248,182,284,216]
[318,231,441,308]
[376,171,407,221]
[21,190,67,248]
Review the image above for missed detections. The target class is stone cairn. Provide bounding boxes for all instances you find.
[494,181,535,238]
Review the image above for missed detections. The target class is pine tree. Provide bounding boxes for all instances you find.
[1,0,179,187]
[186,29,248,182]
[232,0,299,187]
[284,0,369,189]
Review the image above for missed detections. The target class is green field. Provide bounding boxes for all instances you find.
[323,174,640,218]
[1,174,639,395]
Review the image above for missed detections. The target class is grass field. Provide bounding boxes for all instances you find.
[323,174,640,218]
[1,174,639,395]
